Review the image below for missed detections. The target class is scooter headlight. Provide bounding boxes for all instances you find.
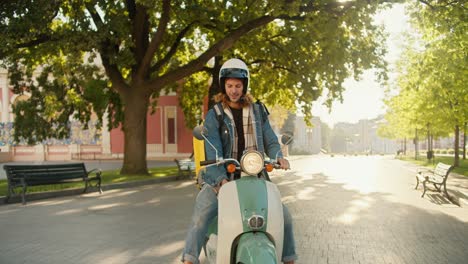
[248,215,265,230]
[240,150,264,175]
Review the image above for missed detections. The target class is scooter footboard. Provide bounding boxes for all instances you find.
[235,232,278,264]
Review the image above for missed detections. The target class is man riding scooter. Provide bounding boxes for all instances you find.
[181,58,297,264]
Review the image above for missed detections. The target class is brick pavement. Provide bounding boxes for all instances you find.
[0,155,467,264]
[280,155,468,264]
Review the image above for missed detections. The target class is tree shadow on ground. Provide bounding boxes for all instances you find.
[273,170,468,264]
[0,174,467,264]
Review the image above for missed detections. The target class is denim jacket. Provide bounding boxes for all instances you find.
[202,103,283,186]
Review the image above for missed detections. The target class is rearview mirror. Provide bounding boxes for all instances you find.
[193,125,207,140]
[281,133,293,145]
[193,125,219,161]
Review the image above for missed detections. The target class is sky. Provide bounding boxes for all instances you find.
[311,4,412,128]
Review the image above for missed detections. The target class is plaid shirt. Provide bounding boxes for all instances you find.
[223,104,258,161]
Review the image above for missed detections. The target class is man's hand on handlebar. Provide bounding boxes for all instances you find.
[214,178,229,194]
[277,158,290,170]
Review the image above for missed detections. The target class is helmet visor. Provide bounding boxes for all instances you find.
[220,68,248,79]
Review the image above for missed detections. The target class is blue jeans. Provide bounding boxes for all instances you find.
[181,184,297,263]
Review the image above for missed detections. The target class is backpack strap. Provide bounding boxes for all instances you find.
[255,100,269,123]
[213,102,224,135]
[256,100,269,115]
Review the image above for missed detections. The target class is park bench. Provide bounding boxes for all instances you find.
[174,158,195,179]
[415,162,453,198]
[4,163,102,204]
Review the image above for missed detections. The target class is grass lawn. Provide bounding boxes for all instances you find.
[398,155,468,177]
[0,166,179,197]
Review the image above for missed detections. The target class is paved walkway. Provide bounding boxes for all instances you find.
[281,155,468,263]
[0,155,467,264]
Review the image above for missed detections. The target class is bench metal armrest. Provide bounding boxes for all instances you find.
[87,168,102,180]
[416,173,429,181]
[85,168,103,194]
[417,168,433,175]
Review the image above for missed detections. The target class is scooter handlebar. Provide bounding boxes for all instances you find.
[200,160,217,166]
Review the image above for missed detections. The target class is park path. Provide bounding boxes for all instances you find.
[0,155,466,263]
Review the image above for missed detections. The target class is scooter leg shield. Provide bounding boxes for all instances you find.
[235,232,277,264]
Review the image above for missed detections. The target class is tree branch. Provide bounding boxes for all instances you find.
[85,2,105,29]
[146,0,394,92]
[149,18,223,73]
[2,2,60,52]
[148,15,277,91]
[138,0,171,78]
[419,0,435,9]
[126,0,136,19]
[249,59,297,74]
[201,66,212,73]
[150,21,195,73]
[419,0,466,9]
[130,2,150,76]
[14,34,54,48]
[99,41,130,95]
[85,3,128,93]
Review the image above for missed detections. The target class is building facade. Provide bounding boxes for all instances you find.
[292,116,322,154]
[332,118,398,155]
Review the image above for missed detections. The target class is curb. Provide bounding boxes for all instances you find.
[0,175,188,206]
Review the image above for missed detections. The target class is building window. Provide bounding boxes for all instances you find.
[166,107,176,144]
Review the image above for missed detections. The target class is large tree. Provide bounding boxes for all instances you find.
[1,0,399,175]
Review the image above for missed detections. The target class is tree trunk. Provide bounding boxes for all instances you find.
[426,124,430,160]
[454,125,460,167]
[414,129,419,160]
[208,55,223,109]
[464,122,466,160]
[120,91,151,175]
[404,137,407,155]
[430,133,433,155]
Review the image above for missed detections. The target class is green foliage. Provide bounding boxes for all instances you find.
[176,1,400,126]
[178,71,210,128]
[381,0,467,142]
[1,0,405,173]
[7,52,113,144]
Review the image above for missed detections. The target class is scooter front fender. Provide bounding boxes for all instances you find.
[235,232,278,264]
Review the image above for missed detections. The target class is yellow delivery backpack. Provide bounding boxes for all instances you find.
[192,133,205,189]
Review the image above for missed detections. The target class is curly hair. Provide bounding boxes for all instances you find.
[213,92,254,108]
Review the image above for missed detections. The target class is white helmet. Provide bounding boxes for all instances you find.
[219,58,249,94]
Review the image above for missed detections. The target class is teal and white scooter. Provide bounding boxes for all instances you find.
[193,125,293,264]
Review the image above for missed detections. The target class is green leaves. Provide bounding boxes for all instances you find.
[382,0,467,140]
[1,0,406,173]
